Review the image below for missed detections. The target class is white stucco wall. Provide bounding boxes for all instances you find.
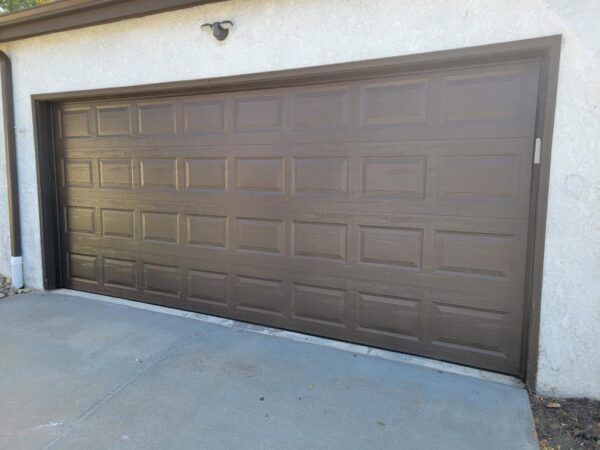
[0,0,598,399]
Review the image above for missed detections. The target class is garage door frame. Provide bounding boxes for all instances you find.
[32,35,562,391]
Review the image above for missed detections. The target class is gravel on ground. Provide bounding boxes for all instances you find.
[0,274,31,299]
[531,393,600,449]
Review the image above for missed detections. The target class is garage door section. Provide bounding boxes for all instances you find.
[55,59,540,375]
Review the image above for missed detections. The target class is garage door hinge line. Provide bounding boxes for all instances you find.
[0,50,23,288]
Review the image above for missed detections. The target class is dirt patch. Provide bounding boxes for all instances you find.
[530,393,600,449]
[0,274,31,299]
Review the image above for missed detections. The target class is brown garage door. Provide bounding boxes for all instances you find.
[55,58,540,375]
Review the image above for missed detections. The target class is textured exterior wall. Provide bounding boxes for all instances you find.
[0,0,598,398]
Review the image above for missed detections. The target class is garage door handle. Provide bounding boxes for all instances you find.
[534,138,542,164]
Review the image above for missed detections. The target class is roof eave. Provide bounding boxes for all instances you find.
[0,0,225,43]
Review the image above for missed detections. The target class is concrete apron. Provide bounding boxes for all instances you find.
[57,288,522,388]
[0,291,538,449]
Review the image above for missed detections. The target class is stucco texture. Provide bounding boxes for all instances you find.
[0,0,598,399]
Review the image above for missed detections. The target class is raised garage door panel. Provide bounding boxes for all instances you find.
[55,60,540,375]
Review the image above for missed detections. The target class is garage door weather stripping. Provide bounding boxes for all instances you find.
[0,50,23,289]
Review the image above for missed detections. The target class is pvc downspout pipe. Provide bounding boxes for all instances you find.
[0,50,23,288]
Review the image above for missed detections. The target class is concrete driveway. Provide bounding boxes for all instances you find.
[0,292,538,449]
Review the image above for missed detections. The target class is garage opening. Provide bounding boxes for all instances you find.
[47,54,542,376]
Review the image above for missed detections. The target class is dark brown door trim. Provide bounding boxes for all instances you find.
[523,35,562,392]
[33,100,62,290]
[32,35,562,390]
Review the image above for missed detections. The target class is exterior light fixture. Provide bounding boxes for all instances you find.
[201,21,234,41]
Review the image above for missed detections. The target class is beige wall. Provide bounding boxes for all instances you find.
[0,0,598,398]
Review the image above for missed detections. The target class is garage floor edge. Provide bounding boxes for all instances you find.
[55,288,523,388]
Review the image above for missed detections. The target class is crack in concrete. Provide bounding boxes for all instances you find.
[43,329,200,449]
